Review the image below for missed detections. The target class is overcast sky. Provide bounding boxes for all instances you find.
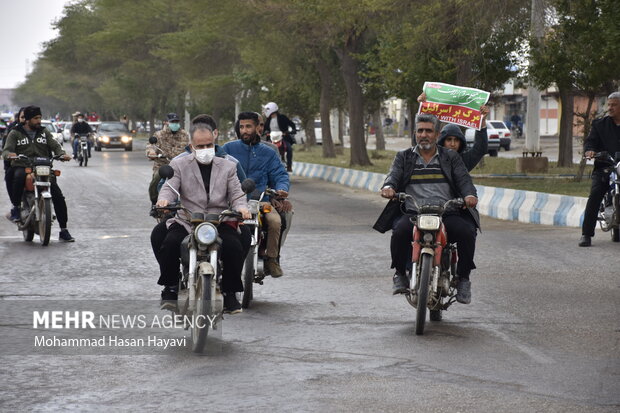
[0,0,69,89]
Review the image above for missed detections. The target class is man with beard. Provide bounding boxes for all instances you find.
[373,113,479,303]
[223,112,290,277]
[3,106,74,241]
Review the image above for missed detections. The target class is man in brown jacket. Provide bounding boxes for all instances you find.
[151,123,251,313]
[146,113,189,204]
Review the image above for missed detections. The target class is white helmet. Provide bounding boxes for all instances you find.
[263,102,279,118]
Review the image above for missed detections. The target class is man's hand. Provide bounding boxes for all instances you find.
[238,207,251,220]
[584,151,595,160]
[464,195,478,208]
[61,154,72,161]
[276,189,288,198]
[381,187,396,199]
[147,150,158,159]
[156,199,169,208]
[480,105,489,117]
[417,92,427,103]
[7,152,17,160]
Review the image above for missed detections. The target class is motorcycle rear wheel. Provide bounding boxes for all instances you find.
[430,309,442,321]
[612,226,619,242]
[191,274,211,353]
[241,249,255,309]
[415,254,432,335]
[38,197,52,246]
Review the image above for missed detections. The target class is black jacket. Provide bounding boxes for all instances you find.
[264,113,297,145]
[70,121,93,135]
[584,116,620,170]
[373,145,480,233]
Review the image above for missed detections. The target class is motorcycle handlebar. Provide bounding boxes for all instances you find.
[396,193,464,210]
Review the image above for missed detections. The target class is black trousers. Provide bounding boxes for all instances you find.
[151,221,251,293]
[390,212,477,279]
[4,163,14,202]
[582,170,610,237]
[11,167,69,228]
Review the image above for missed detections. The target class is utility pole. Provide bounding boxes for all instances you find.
[518,0,548,172]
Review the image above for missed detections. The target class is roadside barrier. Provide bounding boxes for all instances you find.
[292,162,586,227]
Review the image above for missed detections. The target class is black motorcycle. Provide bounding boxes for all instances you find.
[595,151,620,242]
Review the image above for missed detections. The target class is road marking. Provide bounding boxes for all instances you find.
[490,329,555,365]
[0,236,22,239]
[99,235,131,240]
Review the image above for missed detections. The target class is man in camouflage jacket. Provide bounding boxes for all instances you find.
[146,113,189,204]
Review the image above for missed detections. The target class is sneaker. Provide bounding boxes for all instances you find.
[160,286,178,311]
[456,279,471,304]
[392,272,408,295]
[265,258,283,278]
[578,235,591,247]
[59,229,75,242]
[223,293,242,314]
[9,206,20,222]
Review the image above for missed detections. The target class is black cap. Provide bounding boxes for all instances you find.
[24,106,42,120]
[167,113,180,121]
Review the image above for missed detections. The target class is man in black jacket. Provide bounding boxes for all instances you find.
[263,102,297,172]
[70,112,93,158]
[579,92,620,247]
[374,113,479,304]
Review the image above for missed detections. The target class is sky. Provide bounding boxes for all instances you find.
[0,0,69,89]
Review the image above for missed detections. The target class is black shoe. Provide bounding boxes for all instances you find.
[223,293,242,314]
[456,279,471,304]
[59,229,75,242]
[9,206,20,222]
[578,235,591,247]
[392,272,408,295]
[160,286,178,311]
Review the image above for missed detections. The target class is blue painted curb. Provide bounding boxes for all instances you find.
[292,162,586,228]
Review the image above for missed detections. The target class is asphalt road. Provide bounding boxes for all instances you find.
[0,140,618,412]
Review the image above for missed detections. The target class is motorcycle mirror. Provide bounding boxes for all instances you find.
[615,152,620,161]
[148,136,158,144]
[159,165,174,179]
[241,178,256,194]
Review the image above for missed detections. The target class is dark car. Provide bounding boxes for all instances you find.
[94,122,133,151]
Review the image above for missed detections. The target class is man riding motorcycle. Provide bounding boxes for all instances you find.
[2,106,74,241]
[146,113,189,205]
[223,112,290,277]
[263,102,297,172]
[70,113,93,159]
[151,123,251,313]
[374,113,479,304]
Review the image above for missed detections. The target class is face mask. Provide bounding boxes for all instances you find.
[195,147,215,164]
[169,123,180,132]
[78,118,84,123]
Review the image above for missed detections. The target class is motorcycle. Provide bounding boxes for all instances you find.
[240,187,293,309]
[12,154,64,246]
[595,151,620,242]
[396,193,464,335]
[152,165,254,353]
[74,133,90,167]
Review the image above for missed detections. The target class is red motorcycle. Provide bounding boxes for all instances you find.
[397,193,464,335]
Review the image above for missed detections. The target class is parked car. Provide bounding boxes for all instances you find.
[41,121,64,146]
[313,119,323,145]
[487,120,512,151]
[94,121,133,151]
[465,126,500,157]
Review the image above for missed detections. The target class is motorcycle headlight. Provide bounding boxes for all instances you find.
[417,215,441,231]
[195,223,217,246]
[35,166,50,176]
[248,200,259,214]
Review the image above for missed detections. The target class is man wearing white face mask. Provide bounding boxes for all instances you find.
[146,113,189,205]
[151,123,252,313]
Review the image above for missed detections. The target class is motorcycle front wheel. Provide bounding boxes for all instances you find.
[83,147,88,167]
[191,274,211,353]
[21,196,34,241]
[415,253,432,335]
[38,197,52,246]
[241,248,255,309]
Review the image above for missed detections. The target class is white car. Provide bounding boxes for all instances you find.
[465,126,500,157]
[41,121,64,146]
[487,120,512,151]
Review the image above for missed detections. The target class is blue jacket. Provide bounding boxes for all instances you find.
[222,139,289,199]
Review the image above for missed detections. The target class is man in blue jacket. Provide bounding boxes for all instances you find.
[223,112,290,277]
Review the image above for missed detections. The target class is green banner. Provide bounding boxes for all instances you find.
[418,82,490,130]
